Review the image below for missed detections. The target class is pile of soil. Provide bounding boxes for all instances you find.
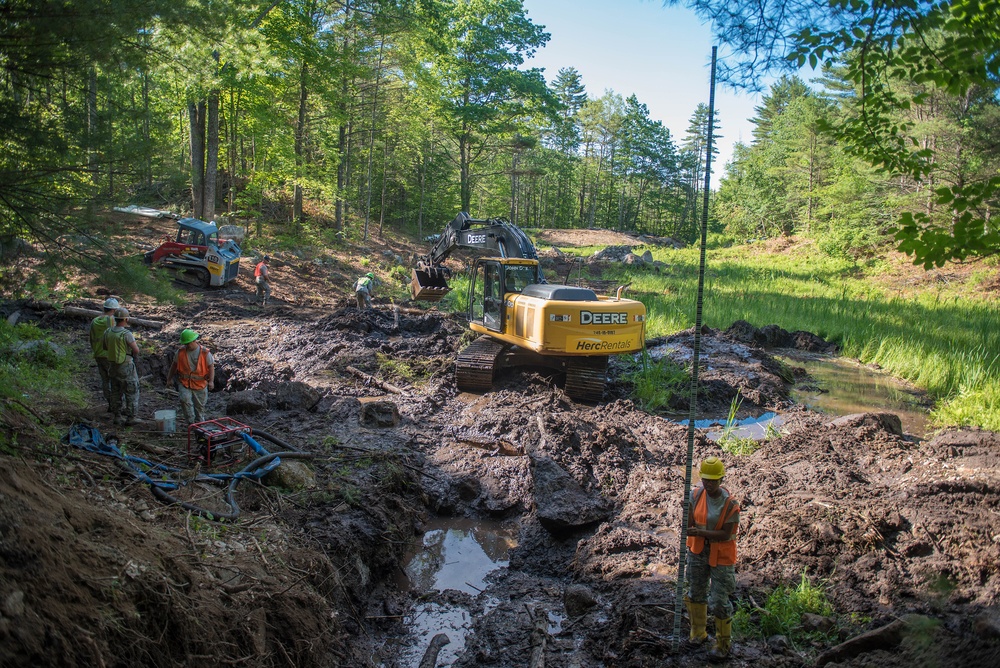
[1,226,998,667]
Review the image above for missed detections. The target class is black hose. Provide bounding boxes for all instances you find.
[252,429,302,452]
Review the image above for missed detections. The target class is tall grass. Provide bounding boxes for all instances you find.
[627,241,1000,430]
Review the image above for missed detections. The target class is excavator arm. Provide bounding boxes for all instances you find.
[412,212,541,301]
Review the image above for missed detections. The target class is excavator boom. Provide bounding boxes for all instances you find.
[411,212,539,301]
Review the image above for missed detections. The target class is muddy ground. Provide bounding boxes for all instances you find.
[1,227,999,668]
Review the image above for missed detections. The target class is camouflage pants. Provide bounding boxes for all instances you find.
[355,289,372,309]
[255,277,270,303]
[96,357,113,408]
[179,384,208,424]
[109,359,139,420]
[686,547,736,619]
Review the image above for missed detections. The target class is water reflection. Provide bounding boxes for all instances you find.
[395,518,518,668]
[781,352,931,437]
[401,518,518,595]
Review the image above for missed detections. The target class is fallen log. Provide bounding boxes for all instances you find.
[418,633,449,668]
[345,365,405,395]
[815,616,932,667]
[62,305,165,329]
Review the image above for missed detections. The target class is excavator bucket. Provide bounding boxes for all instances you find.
[411,268,451,302]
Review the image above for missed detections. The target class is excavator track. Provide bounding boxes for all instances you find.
[455,336,508,393]
[564,356,609,403]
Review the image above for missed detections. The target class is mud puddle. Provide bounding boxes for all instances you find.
[395,518,519,668]
[780,351,931,436]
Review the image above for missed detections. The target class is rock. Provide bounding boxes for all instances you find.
[274,381,321,411]
[563,584,598,618]
[623,253,642,265]
[641,250,653,263]
[826,412,903,437]
[12,340,65,359]
[973,606,1000,639]
[591,245,634,262]
[360,401,400,427]
[766,635,790,653]
[801,612,835,633]
[226,390,270,415]
[319,396,361,421]
[265,460,316,491]
[531,456,611,532]
[2,591,25,617]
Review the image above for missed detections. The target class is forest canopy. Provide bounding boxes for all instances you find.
[1,0,997,272]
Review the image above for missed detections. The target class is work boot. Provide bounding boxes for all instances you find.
[685,596,708,645]
[708,617,732,661]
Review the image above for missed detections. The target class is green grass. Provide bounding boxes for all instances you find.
[622,353,688,412]
[717,396,762,456]
[0,321,87,448]
[625,240,1000,430]
[734,571,838,649]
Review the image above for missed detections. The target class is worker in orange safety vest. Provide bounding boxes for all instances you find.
[166,328,215,425]
[685,456,740,661]
[254,255,270,306]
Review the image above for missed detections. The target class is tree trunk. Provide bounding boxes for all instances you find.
[294,61,309,226]
[189,101,206,219]
[204,89,220,222]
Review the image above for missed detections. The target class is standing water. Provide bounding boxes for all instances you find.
[395,518,519,667]
[781,352,932,437]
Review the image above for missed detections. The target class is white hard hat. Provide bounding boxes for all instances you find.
[103,298,120,310]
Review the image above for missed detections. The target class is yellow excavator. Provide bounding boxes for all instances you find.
[411,212,647,401]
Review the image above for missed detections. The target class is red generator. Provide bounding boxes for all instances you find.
[187,418,250,467]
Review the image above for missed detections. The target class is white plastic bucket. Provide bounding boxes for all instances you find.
[154,409,176,433]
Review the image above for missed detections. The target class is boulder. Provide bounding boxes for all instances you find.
[563,584,598,618]
[274,381,321,411]
[265,460,316,491]
[531,456,611,532]
[360,401,400,427]
[226,390,269,415]
[641,250,654,263]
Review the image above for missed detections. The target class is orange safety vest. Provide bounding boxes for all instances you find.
[177,345,210,390]
[254,262,267,278]
[686,485,739,566]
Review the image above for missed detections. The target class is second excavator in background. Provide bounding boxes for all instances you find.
[411,212,647,401]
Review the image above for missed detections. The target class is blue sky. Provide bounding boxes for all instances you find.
[521,0,768,169]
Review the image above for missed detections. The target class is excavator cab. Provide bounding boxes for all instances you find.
[470,259,539,332]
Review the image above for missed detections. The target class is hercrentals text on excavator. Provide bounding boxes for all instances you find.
[411,212,647,401]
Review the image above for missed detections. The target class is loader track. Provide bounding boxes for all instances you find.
[455,336,508,393]
[564,355,609,402]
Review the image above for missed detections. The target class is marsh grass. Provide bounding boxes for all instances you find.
[631,241,1000,430]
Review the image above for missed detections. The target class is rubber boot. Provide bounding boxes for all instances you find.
[684,596,708,644]
[708,617,732,661]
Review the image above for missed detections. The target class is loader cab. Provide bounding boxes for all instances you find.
[469,259,539,332]
[173,219,220,257]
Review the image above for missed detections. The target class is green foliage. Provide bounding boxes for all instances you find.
[0,322,86,415]
[375,353,417,382]
[717,396,760,456]
[635,239,1000,430]
[622,354,688,412]
[734,571,837,648]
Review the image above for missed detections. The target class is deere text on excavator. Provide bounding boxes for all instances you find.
[411,212,647,401]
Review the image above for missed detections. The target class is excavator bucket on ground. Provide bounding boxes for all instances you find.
[411,268,451,302]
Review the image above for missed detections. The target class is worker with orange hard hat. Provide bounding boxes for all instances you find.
[685,456,740,660]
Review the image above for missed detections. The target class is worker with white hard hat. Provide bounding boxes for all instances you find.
[89,297,120,412]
